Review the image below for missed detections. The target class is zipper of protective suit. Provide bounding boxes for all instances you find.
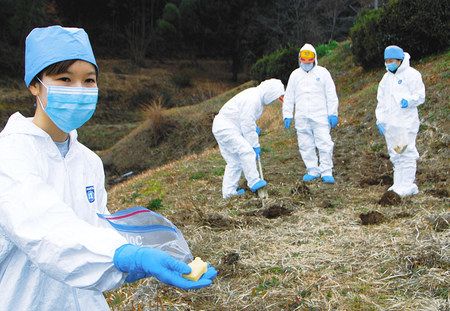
[59,142,81,311]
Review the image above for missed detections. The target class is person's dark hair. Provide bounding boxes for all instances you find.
[29,59,98,86]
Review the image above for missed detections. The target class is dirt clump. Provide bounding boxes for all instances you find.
[426,214,450,232]
[261,204,293,219]
[221,252,240,265]
[359,211,385,225]
[203,213,233,229]
[378,190,401,206]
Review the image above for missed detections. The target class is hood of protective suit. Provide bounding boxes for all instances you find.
[395,52,411,74]
[258,79,285,105]
[0,112,78,140]
[300,44,318,65]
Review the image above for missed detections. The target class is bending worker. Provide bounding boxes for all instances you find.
[376,45,425,197]
[283,43,339,184]
[0,26,216,310]
[212,79,285,198]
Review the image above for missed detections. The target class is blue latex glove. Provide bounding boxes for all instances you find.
[256,126,261,136]
[400,98,408,108]
[114,244,217,290]
[328,115,338,129]
[253,147,261,159]
[377,123,385,136]
[284,118,292,129]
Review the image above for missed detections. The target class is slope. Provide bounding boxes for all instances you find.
[105,44,449,310]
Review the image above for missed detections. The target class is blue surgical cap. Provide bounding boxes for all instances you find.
[24,25,98,87]
[384,45,404,60]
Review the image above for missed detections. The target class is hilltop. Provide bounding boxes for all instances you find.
[104,43,449,310]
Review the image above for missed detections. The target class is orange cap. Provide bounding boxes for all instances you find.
[299,50,315,63]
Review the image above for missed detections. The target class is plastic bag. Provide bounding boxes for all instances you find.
[98,206,193,263]
[384,114,415,154]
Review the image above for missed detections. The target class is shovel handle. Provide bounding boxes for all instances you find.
[257,157,264,180]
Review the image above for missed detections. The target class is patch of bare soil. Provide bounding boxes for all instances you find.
[425,188,449,198]
[379,190,401,206]
[426,214,450,232]
[360,174,393,187]
[203,213,234,229]
[360,211,385,225]
[261,204,293,219]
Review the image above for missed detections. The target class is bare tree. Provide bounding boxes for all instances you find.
[125,0,154,66]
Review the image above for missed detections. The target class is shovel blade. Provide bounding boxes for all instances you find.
[258,188,268,199]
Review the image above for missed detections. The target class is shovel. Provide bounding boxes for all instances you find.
[257,157,269,205]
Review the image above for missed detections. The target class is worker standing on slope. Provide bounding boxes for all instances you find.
[283,43,339,184]
[0,25,216,311]
[212,79,285,198]
[376,45,425,197]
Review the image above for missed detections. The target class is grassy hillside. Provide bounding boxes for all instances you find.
[104,43,449,310]
[0,59,239,151]
[99,81,256,181]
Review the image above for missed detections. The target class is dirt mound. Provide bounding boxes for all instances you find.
[378,190,401,206]
[261,204,293,219]
[359,211,385,225]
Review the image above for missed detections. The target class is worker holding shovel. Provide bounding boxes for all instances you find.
[212,79,285,198]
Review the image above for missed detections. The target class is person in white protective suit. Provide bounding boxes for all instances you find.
[376,45,425,197]
[212,79,285,198]
[0,26,216,311]
[283,43,339,184]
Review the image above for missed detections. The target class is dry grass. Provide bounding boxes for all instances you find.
[104,46,449,310]
[100,81,256,179]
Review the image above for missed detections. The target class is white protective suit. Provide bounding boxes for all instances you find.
[283,44,339,177]
[376,53,425,196]
[0,113,128,311]
[212,79,285,198]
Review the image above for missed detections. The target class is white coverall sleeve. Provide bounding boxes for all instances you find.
[324,70,339,116]
[239,98,260,148]
[0,139,127,291]
[375,76,387,124]
[405,71,425,108]
[282,72,296,119]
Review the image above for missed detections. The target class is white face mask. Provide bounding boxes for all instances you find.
[300,63,314,72]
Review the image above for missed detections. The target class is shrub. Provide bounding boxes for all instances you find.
[171,70,192,88]
[250,46,298,85]
[350,0,449,69]
[146,198,163,210]
[315,40,339,58]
